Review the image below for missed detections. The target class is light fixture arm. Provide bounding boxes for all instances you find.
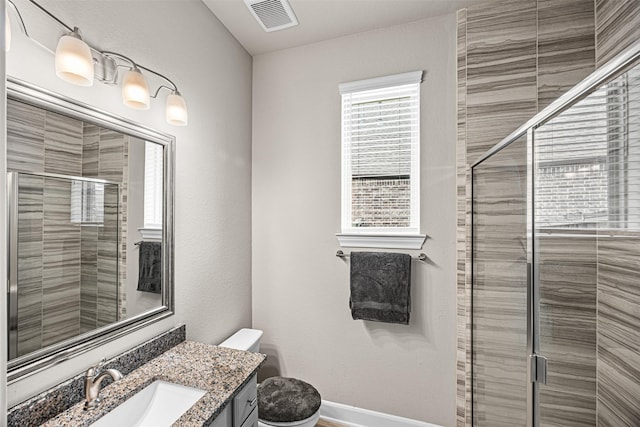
[151,84,177,99]
[7,0,30,38]
[137,65,179,95]
[100,51,180,96]
[28,0,73,32]
[100,50,138,70]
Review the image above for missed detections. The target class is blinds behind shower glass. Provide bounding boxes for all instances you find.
[534,63,640,229]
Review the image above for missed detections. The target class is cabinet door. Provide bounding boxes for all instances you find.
[208,405,232,427]
[240,408,258,427]
[234,375,258,426]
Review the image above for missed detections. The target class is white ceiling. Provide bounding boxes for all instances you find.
[202,0,482,56]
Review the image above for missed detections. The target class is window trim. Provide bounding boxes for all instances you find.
[338,71,424,247]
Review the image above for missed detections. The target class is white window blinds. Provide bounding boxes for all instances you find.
[534,62,640,229]
[144,141,163,229]
[340,71,422,233]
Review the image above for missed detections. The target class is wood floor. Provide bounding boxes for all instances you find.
[316,420,349,427]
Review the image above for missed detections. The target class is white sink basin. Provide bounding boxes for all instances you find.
[91,380,206,427]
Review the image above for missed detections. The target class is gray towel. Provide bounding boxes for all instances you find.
[137,242,162,294]
[349,251,411,325]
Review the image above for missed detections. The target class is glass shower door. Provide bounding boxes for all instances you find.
[533,58,640,427]
[472,135,530,426]
[8,172,120,359]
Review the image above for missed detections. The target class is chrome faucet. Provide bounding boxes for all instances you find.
[84,358,123,410]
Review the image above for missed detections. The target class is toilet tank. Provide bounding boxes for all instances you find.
[219,328,263,353]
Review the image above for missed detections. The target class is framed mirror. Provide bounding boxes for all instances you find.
[6,78,175,381]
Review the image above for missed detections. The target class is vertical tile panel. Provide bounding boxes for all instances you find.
[455,9,468,427]
[16,176,44,356]
[597,233,640,426]
[595,0,640,66]
[80,225,97,334]
[471,137,529,427]
[465,0,538,164]
[82,123,99,178]
[42,178,81,347]
[119,137,130,320]
[537,0,595,111]
[98,129,124,182]
[97,128,125,325]
[7,99,45,173]
[97,184,119,327]
[537,233,597,426]
[44,111,82,176]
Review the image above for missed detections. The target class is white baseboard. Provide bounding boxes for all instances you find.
[319,400,442,427]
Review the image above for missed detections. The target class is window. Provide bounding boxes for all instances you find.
[70,180,105,225]
[143,141,163,229]
[338,71,423,247]
[534,64,640,230]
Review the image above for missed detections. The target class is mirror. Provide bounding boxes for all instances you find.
[6,78,175,381]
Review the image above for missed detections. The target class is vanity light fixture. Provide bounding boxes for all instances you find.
[165,91,188,126]
[55,27,94,86]
[122,66,151,110]
[8,0,189,126]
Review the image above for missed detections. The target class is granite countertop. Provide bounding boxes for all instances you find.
[41,341,266,427]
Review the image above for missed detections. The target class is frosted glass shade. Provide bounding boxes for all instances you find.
[166,92,188,126]
[5,9,10,52]
[55,30,94,86]
[122,69,150,110]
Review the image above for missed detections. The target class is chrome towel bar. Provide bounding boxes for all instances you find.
[336,250,427,261]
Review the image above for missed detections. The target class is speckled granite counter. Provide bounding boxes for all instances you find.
[41,341,266,427]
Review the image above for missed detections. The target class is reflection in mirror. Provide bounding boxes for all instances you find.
[6,81,174,379]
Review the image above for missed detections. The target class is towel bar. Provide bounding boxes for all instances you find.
[336,250,427,261]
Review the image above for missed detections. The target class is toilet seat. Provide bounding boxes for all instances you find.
[258,410,321,427]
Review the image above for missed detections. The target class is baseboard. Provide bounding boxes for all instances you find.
[319,400,442,427]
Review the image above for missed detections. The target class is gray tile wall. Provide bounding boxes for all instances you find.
[457,0,640,425]
[595,0,640,66]
[537,233,597,427]
[7,98,129,357]
[471,138,529,427]
[596,233,640,426]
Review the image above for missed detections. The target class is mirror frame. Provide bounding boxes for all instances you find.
[6,77,175,382]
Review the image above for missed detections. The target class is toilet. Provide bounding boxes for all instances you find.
[219,329,321,427]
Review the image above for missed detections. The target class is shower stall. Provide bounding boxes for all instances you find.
[471,44,640,426]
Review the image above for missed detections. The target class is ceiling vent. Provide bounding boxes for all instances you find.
[244,0,299,32]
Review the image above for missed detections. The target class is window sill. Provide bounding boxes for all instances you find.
[138,227,162,241]
[335,233,426,249]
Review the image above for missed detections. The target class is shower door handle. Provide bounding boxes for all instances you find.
[530,354,548,385]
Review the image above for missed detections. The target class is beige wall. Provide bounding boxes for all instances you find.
[5,0,252,407]
[252,14,457,426]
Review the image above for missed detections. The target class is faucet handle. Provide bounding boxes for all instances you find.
[86,358,107,377]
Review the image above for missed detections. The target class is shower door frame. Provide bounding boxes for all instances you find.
[470,127,535,427]
[470,40,640,427]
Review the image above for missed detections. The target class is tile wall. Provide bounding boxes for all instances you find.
[7,98,129,357]
[456,0,640,425]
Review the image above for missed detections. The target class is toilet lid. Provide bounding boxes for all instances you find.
[257,377,321,423]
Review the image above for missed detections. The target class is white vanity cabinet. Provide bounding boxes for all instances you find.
[208,375,258,427]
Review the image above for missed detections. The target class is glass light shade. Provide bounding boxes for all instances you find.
[166,92,188,126]
[55,30,94,86]
[5,9,10,52]
[122,69,150,110]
